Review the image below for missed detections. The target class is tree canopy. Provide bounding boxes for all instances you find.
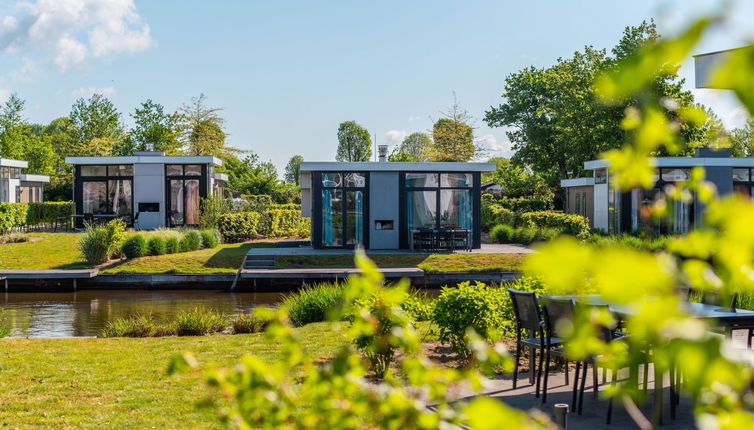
[427,97,478,162]
[392,132,431,161]
[336,121,372,162]
[129,100,181,154]
[69,94,125,156]
[177,94,243,158]
[284,155,304,185]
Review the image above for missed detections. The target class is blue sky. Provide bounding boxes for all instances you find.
[0,0,752,173]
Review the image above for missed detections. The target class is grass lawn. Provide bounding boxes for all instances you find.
[0,233,89,269]
[276,253,525,272]
[0,322,348,429]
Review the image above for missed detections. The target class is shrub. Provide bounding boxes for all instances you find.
[121,234,148,259]
[588,233,671,252]
[0,202,73,233]
[165,236,180,254]
[181,230,203,251]
[240,194,273,212]
[218,212,262,242]
[498,277,549,337]
[147,236,167,256]
[490,224,515,243]
[400,291,434,322]
[199,196,233,229]
[0,232,29,244]
[282,283,345,327]
[101,314,157,338]
[351,291,408,378]
[499,197,552,212]
[174,307,228,336]
[232,307,277,334]
[78,219,126,265]
[481,202,517,232]
[520,211,590,239]
[432,281,506,359]
[491,224,560,245]
[511,226,537,244]
[200,229,221,249]
[259,209,310,238]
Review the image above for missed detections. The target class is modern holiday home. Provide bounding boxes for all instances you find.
[299,146,496,250]
[0,158,51,203]
[65,151,227,229]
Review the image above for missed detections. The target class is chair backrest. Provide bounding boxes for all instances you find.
[701,291,738,311]
[542,298,575,341]
[508,288,542,333]
[589,304,617,343]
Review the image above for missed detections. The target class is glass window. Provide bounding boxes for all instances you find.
[734,168,750,182]
[108,180,132,221]
[184,165,202,176]
[345,190,364,245]
[169,180,184,225]
[406,173,439,188]
[185,179,200,225]
[407,191,437,229]
[108,165,133,176]
[594,169,607,184]
[441,173,473,188]
[661,168,689,182]
[734,184,751,198]
[343,173,366,187]
[321,189,343,247]
[322,173,342,188]
[9,167,20,179]
[166,165,183,176]
[81,165,107,177]
[82,182,107,214]
[440,189,472,229]
[0,167,8,178]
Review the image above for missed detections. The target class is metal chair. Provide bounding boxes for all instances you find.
[541,298,575,405]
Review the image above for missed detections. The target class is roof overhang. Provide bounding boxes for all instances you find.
[213,172,228,181]
[65,155,222,166]
[300,161,496,173]
[561,177,595,187]
[0,158,28,168]
[19,174,51,183]
[585,157,754,170]
[694,46,754,89]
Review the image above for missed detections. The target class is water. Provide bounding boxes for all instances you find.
[0,290,286,338]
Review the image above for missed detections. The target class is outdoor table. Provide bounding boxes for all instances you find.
[542,294,754,425]
[71,214,124,227]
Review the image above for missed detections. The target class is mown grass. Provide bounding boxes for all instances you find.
[0,233,89,269]
[276,253,525,273]
[0,322,348,429]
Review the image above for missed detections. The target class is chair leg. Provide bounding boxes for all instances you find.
[542,351,551,404]
[578,360,588,415]
[513,339,521,390]
[607,366,617,425]
[643,360,649,393]
[535,348,544,398]
[564,359,569,385]
[670,365,676,420]
[572,361,581,412]
[593,362,599,399]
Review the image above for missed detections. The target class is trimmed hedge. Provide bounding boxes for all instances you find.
[218,210,309,242]
[0,202,73,233]
[481,203,516,232]
[218,212,262,242]
[498,197,552,212]
[520,211,590,240]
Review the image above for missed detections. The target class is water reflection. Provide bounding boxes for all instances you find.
[0,290,284,338]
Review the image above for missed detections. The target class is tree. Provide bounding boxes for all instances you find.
[484,20,709,185]
[426,96,478,162]
[69,94,125,156]
[130,100,181,154]
[177,93,242,158]
[336,121,371,162]
[0,94,26,158]
[387,151,418,162]
[0,94,58,177]
[284,155,304,185]
[493,163,551,200]
[729,119,754,157]
[392,132,431,161]
[482,157,510,182]
[222,154,280,196]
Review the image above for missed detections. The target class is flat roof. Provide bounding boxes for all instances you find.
[584,157,754,170]
[0,158,28,168]
[19,174,50,183]
[561,177,594,187]
[300,161,496,172]
[65,155,222,166]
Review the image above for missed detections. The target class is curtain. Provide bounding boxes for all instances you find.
[322,190,333,246]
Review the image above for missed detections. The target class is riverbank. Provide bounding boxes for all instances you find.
[0,322,348,428]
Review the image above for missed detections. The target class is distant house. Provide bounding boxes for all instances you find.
[65,151,226,229]
[299,149,495,250]
[0,158,50,203]
[694,46,753,89]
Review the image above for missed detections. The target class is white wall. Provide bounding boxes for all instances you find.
[133,163,165,229]
[593,183,609,232]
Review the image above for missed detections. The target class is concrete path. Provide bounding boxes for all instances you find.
[246,243,533,256]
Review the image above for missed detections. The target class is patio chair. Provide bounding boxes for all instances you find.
[508,289,566,397]
[701,291,738,312]
[451,228,471,252]
[417,228,436,252]
[540,298,575,405]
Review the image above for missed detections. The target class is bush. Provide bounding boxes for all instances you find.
[481,202,517,232]
[121,234,148,259]
[499,197,552,212]
[165,236,180,254]
[520,211,590,239]
[432,281,506,359]
[259,209,310,238]
[101,314,157,337]
[490,224,515,243]
[0,202,74,233]
[147,236,167,256]
[174,307,227,336]
[232,307,276,334]
[587,233,671,252]
[78,219,126,265]
[200,229,221,249]
[491,224,561,245]
[199,196,233,229]
[351,291,408,378]
[180,230,203,251]
[499,277,549,337]
[240,194,273,212]
[218,212,262,242]
[400,291,434,322]
[283,283,345,327]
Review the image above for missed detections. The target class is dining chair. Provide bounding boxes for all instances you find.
[540,298,575,405]
[508,289,551,397]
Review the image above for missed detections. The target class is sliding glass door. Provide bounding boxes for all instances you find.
[166,165,204,227]
[320,172,366,248]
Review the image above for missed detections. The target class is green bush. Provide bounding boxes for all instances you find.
[218,212,262,242]
[481,202,517,232]
[400,291,434,322]
[499,197,552,212]
[200,229,221,248]
[499,277,549,337]
[0,203,27,233]
[491,224,560,245]
[78,219,126,265]
[180,230,203,251]
[520,211,590,239]
[174,307,227,336]
[165,236,180,254]
[147,236,167,256]
[0,202,74,233]
[283,283,345,327]
[121,234,148,259]
[232,307,276,334]
[259,209,310,238]
[512,226,537,244]
[199,196,233,229]
[432,281,506,359]
[587,233,671,252]
[351,291,407,378]
[490,224,515,243]
[101,314,157,337]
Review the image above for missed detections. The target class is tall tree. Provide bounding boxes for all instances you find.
[129,100,181,154]
[69,94,124,156]
[284,155,304,185]
[0,94,26,157]
[177,93,242,158]
[729,119,754,157]
[336,121,371,162]
[484,20,709,184]
[392,132,431,161]
[0,94,57,177]
[426,96,478,162]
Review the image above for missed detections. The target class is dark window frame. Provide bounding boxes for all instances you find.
[165,164,208,227]
[74,165,135,227]
[312,171,369,249]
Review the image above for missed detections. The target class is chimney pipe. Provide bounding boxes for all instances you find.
[378,145,388,162]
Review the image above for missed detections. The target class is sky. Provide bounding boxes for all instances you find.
[0,0,752,173]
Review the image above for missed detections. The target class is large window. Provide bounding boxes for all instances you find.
[733,168,754,198]
[405,173,473,232]
[637,168,692,234]
[320,172,366,248]
[78,165,133,223]
[166,165,204,227]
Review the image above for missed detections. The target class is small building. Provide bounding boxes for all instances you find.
[561,148,747,234]
[299,155,496,250]
[65,151,226,229]
[0,158,51,203]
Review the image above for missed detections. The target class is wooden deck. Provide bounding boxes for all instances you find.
[0,269,99,291]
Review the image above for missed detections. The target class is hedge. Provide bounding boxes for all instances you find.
[0,202,74,233]
[218,212,262,242]
[217,209,310,242]
[498,197,552,212]
[520,211,590,239]
[239,194,274,212]
[481,203,516,232]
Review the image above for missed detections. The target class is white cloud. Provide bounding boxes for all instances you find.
[693,88,751,129]
[478,133,514,156]
[384,129,408,145]
[408,116,420,122]
[71,86,116,98]
[0,0,153,72]
[0,87,10,103]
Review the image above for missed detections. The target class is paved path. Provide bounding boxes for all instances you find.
[246,243,533,256]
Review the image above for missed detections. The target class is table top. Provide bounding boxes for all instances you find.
[72,214,122,218]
